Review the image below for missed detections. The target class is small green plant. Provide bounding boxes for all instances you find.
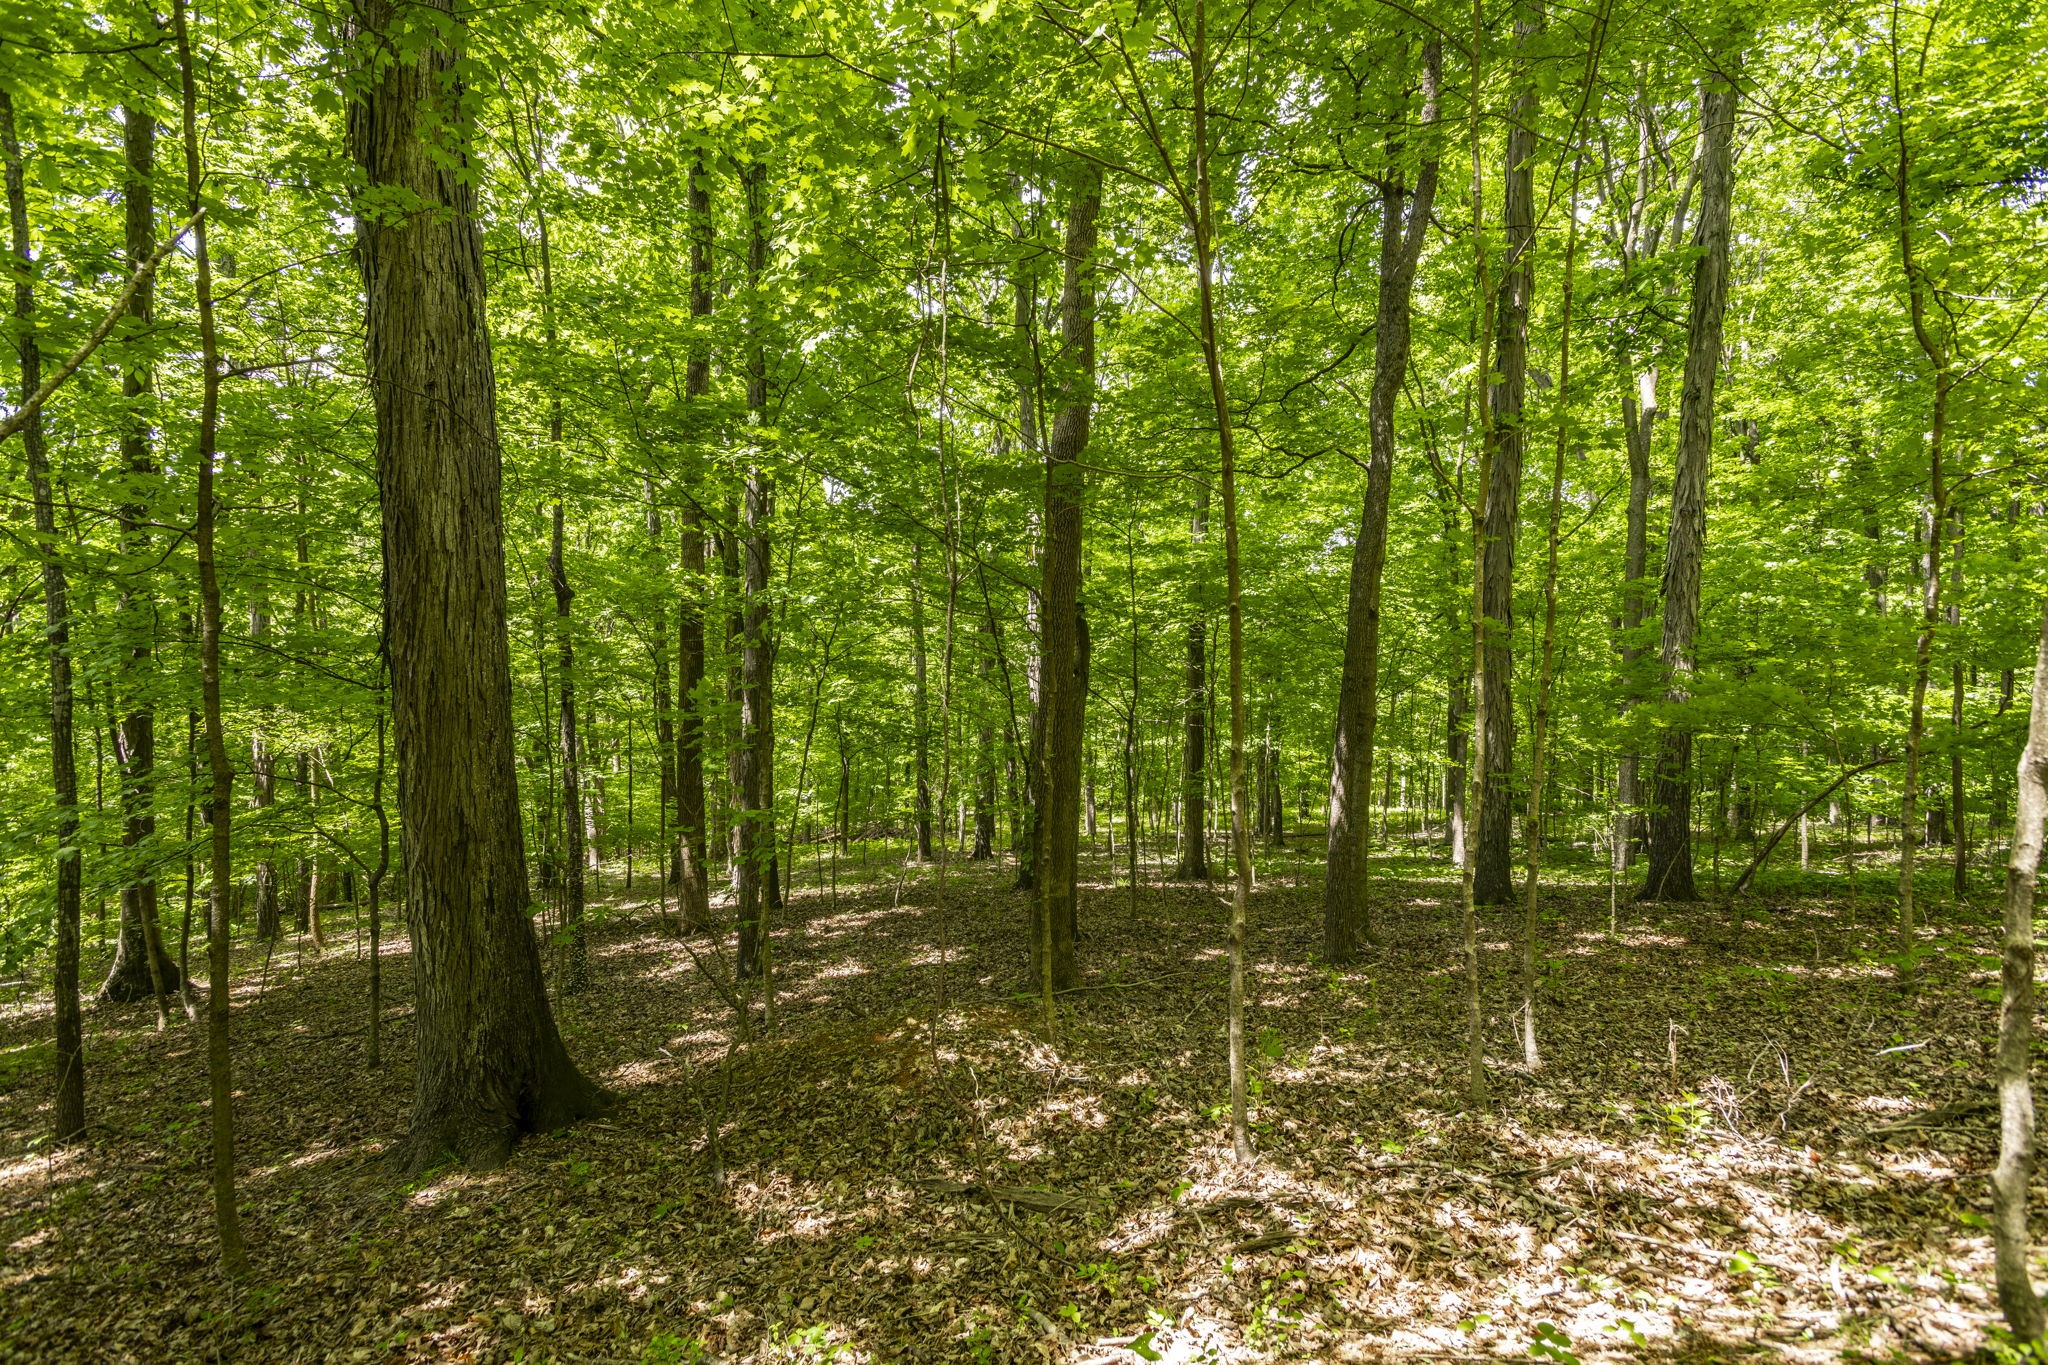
[768,1323,844,1361]
[1527,1321,1579,1363]
[642,1334,710,1365]
[1606,1317,1648,1349]
[1655,1093,1710,1143]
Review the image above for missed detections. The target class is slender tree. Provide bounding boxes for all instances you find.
[1639,43,1742,902]
[1992,600,2048,1343]
[1324,39,1441,957]
[1032,167,1099,1003]
[2,86,85,1145]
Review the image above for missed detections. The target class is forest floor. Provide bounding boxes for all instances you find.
[0,838,2030,1364]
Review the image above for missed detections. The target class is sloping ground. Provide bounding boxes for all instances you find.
[0,848,2025,1363]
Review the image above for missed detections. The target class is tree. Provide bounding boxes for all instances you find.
[1639,42,1742,902]
[2,85,85,1145]
[348,0,602,1168]
[1323,39,1441,958]
[1031,167,1099,1003]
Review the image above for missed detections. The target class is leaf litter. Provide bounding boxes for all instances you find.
[0,849,2027,1363]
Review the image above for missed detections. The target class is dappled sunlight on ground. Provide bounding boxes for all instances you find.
[0,847,2029,1361]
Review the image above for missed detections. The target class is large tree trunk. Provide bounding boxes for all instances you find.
[1031,170,1099,999]
[349,0,602,1169]
[1324,41,1441,956]
[1176,483,1211,879]
[1473,4,1543,908]
[3,90,86,1143]
[1993,600,2048,1342]
[102,102,181,1009]
[1639,48,1742,902]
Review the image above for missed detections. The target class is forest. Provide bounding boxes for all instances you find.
[3,0,2048,1359]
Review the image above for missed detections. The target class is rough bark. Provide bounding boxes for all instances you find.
[734,159,775,982]
[551,505,588,989]
[1324,41,1441,956]
[1474,4,1543,908]
[171,0,246,1268]
[1187,6,1253,1162]
[1992,601,2048,1342]
[349,0,602,1169]
[674,158,714,931]
[3,88,85,1142]
[102,102,182,1008]
[1031,170,1099,998]
[1640,48,1742,902]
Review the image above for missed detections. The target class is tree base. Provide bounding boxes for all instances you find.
[393,1062,609,1175]
[97,944,186,1004]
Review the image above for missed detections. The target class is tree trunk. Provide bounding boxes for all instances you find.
[551,505,588,989]
[3,88,85,1143]
[734,159,775,983]
[648,479,676,887]
[1033,171,1098,1001]
[1640,47,1742,902]
[349,0,602,1169]
[1324,40,1440,956]
[973,625,997,859]
[1186,8,1254,1163]
[1615,367,1656,874]
[250,599,281,941]
[1177,482,1211,879]
[102,102,182,1010]
[911,542,935,860]
[1473,3,1543,909]
[1993,600,2048,1342]
[672,157,714,932]
[1951,509,1968,895]
[170,0,247,1269]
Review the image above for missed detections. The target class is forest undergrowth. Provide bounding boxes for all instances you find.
[0,846,2023,1364]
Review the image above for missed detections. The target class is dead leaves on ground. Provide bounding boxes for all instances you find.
[0,852,2030,1363]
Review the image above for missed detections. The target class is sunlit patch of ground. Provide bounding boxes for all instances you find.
[0,848,2030,1362]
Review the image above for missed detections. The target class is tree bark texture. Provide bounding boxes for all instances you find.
[551,504,588,989]
[1325,41,1440,956]
[1640,49,1741,902]
[349,0,602,1168]
[1031,170,1099,995]
[103,102,182,1007]
[1993,601,2048,1341]
[1474,5,1542,908]
[673,156,714,932]
[734,158,775,981]
[3,89,85,1142]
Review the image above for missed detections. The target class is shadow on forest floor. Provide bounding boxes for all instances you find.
[0,839,2027,1363]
